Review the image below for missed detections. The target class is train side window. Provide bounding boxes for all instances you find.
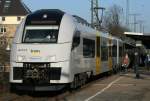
[101,37,108,61]
[72,31,80,50]
[83,38,95,58]
[112,40,117,57]
[119,43,123,57]
[108,39,112,57]
[96,36,100,57]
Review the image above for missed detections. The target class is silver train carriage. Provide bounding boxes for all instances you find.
[10,9,124,91]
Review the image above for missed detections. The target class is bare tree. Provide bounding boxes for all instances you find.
[0,37,9,65]
[103,5,129,36]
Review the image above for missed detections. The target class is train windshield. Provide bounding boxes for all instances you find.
[23,26,59,43]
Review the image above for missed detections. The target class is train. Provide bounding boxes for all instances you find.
[9,9,135,91]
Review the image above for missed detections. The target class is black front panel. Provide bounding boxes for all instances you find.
[49,68,61,80]
[22,63,61,85]
[23,63,50,81]
[13,63,62,85]
[25,9,65,26]
[13,67,23,80]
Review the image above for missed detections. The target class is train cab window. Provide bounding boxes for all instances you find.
[83,38,95,58]
[112,40,117,57]
[101,37,108,61]
[23,26,59,43]
[72,31,80,50]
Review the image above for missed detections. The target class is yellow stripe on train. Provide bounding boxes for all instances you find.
[96,57,101,74]
[96,31,101,75]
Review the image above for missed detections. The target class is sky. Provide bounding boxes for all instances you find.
[23,0,150,33]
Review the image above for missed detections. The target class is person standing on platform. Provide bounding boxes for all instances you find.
[134,50,140,78]
[122,53,130,72]
[147,54,150,70]
[144,54,149,70]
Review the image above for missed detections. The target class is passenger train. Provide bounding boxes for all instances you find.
[10,9,134,91]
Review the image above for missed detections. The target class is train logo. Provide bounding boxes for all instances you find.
[31,50,40,56]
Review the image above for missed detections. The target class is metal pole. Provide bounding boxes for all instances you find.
[130,14,139,32]
[143,25,145,33]
[139,22,142,33]
[134,15,136,32]
[91,0,100,29]
[134,48,140,78]
[138,20,144,33]
[140,23,142,33]
[126,0,129,26]
[91,0,94,27]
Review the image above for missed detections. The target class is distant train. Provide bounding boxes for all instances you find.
[10,9,135,91]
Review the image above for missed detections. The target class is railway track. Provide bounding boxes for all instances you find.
[0,90,71,101]
[0,71,114,101]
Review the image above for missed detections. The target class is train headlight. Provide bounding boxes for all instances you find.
[17,56,25,62]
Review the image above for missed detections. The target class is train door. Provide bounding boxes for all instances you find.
[108,37,113,71]
[101,37,109,72]
[96,34,101,75]
[119,41,123,66]
[82,37,95,74]
[112,39,117,71]
[71,31,81,74]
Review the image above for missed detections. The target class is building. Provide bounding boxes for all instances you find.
[124,32,150,48]
[0,0,30,72]
[0,0,30,47]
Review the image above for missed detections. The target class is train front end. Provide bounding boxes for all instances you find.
[10,9,75,91]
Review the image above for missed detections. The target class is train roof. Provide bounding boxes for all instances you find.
[25,9,65,25]
[73,15,91,26]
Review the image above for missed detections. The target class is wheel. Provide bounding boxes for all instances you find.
[70,75,78,90]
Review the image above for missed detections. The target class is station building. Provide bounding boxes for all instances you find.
[0,0,30,47]
[0,0,30,72]
[124,32,150,53]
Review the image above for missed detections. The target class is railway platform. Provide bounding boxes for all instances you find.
[67,67,150,101]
